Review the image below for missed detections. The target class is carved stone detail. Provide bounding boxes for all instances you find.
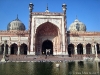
[35,18,61,30]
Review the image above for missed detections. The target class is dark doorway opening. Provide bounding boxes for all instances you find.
[42,40,53,55]
[97,43,100,54]
[86,43,91,54]
[77,44,83,54]
[20,44,27,55]
[68,44,74,57]
[1,44,8,55]
[11,43,18,55]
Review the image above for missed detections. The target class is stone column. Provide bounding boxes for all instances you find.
[92,46,95,54]
[74,46,77,55]
[27,46,30,55]
[8,46,11,55]
[17,45,20,55]
[83,45,86,54]
[28,3,34,55]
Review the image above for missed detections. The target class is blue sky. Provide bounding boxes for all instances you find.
[0,0,100,31]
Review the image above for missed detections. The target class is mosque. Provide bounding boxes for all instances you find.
[0,3,100,56]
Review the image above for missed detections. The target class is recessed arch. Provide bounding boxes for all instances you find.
[35,22,59,55]
[36,22,59,36]
[20,43,27,55]
[68,44,74,57]
[42,40,53,55]
[97,43,100,54]
[86,43,91,54]
[1,44,8,55]
[36,22,59,33]
[10,43,18,55]
[77,43,83,54]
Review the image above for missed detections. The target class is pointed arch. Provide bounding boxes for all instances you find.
[36,22,59,36]
[35,22,59,55]
[77,43,83,54]
[1,44,8,55]
[42,40,53,55]
[20,43,27,55]
[68,44,74,56]
[86,43,91,54]
[97,43,100,54]
[10,43,18,55]
[1,44,4,54]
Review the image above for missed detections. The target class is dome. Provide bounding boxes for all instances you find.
[7,15,26,31]
[69,19,86,31]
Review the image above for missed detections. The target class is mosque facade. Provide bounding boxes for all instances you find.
[0,3,100,56]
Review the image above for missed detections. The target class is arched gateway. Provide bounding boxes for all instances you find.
[28,4,67,55]
[42,40,53,55]
[35,22,58,55]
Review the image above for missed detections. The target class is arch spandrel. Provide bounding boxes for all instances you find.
[36,22,59,36]
[20,42,28,45]
[35,18,61,33]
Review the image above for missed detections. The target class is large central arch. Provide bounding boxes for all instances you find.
[35,22,59,55]
[42,40,53,55]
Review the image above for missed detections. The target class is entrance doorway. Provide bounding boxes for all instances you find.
[11,43,18,55]
[1,44,8,55]
[97,43,100,54]
[68,44,74,57]
[20,43,27,55]
[86,43,91,54]
[77,44,83,54]
[42,40,53,55]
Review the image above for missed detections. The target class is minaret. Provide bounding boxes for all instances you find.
[62,3,68,55]
[28,3,34,53]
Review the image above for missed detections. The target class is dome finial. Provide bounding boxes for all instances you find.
[16,14,19,20]
[17,14,18,19]
[45,3,49,12]
[76,15,77,19]
[46,3,48,10]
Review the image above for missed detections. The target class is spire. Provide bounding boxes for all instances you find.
[17,14,18,19]
[75,15,79,22]
[46,3,48,10]
[76,15,77,19]
[45,3,49,12]
[16,14,19,20]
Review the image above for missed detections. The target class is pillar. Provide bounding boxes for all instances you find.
[83,46,86,54]
[17,45,20,55]
[27,46,30,55]
[75,46,77,55]
[8,46,11,55]
[92,46,95,54]
[3,43,6,55]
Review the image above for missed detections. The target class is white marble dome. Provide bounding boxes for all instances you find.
[7,16,25,31]
[69,19,86,31]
